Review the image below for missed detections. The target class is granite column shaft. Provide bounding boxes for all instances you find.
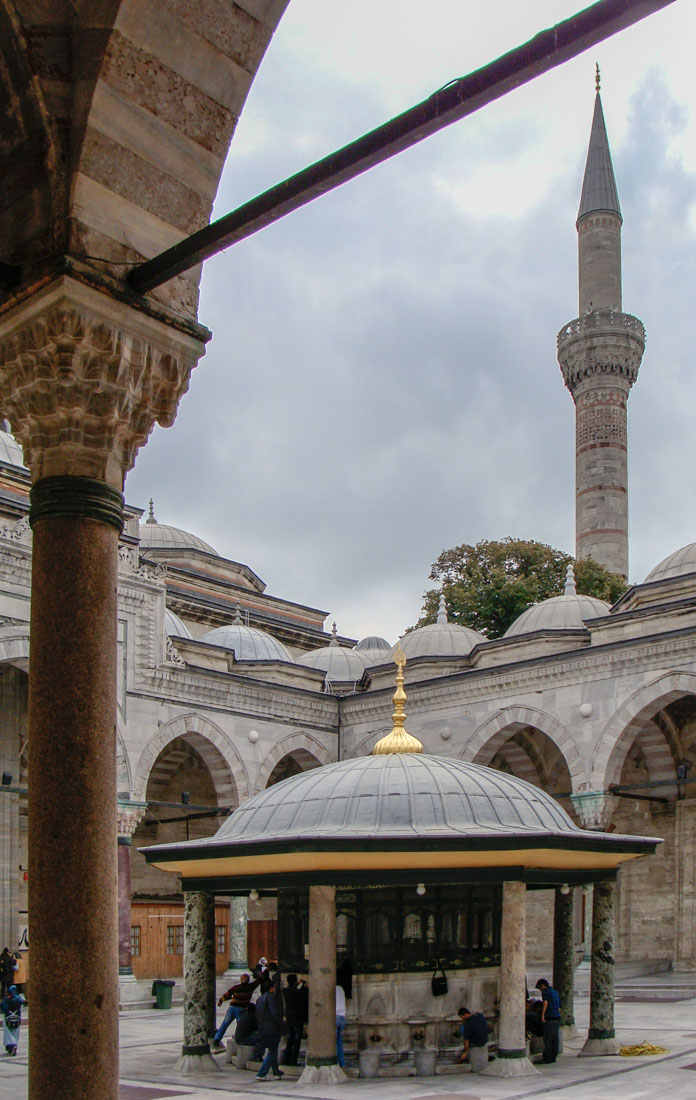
[580,878,619,1056]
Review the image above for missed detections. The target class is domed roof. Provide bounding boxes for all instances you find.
[200,609,292,662]
[644,542,696,584]
[297,624,368,681]
[354,635,392,666]
[139,501,217,555]
[504,565,608,637]
[397,595,485,659]
[0,427,26,468]
[214,754,579,844]
[165,609,192,639]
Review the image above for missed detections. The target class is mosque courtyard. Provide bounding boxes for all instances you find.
[2,974,696,1100]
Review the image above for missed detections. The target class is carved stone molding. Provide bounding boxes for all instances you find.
[117,803,147,837]
[0,517,31,545]
[118,545,167,581]
[571,790,616,831]
[0,277,206,488]
[557,309,644,396]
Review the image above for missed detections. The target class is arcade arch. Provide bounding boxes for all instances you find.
[255,732,333,792]
[468,706,581,797]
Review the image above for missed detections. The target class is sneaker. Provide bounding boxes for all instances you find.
[211,1043,225,1053]
[256,1075,267,1081]
[273,1072,284,1079]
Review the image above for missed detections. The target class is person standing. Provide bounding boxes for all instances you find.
[0,949,17,997]
[1,985,25,1056]
[335,983,347,1068]
[458,1007,489,1072]
[281,974,307,1066]
[255,977,285,1081]
[212,972,260,1051]
[536,978,561,1064]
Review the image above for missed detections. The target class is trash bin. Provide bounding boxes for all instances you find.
[152,979,175,1009]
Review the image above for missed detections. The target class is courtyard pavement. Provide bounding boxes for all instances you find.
[2,974,696,1099]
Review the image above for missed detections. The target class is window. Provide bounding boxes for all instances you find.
[166,925,184,954]
[216,925,227,955]
[130,926,141,957]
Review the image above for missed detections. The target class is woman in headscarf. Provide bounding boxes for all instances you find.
[1,984,26,1056]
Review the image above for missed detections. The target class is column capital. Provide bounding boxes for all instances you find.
[571,790,616,831]
[117,802,147,838]
[0,277,206,489]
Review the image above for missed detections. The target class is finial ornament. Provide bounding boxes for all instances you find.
[564,563,577,596]
[233,603,244,624]
[371,643,424,755]
[437,593,448,625]
[146,499,157,524]
[330,621,339,646]
[595,63,600,94]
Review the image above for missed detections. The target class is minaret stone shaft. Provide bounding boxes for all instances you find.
[557,80,644,580]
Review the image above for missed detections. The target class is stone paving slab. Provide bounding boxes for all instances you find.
[2,982,696,1100]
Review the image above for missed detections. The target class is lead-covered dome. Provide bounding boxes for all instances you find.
[165,609,192,639]
[139,501,217,555]
[396,595,485,659]
[214,753,579,843]
[504,565,608,637]
[644,543,696,584]
[201,610,292,662]
[297,624,368,682]
[0,426,25,468]
[354,636,392,666]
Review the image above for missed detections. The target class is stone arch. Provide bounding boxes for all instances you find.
[0,628,30,671]
[254,732,333,793]
[2,2,290,315]
[591,671,696,790]
[116,717,133,794]
[466,705,584,791]
[134,712,249,806]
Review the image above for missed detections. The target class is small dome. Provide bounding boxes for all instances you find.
[505,565,608,637]
[644,543,696,584]
[201,611,292,662]
[165,609,192,639]
[139,500,217,555]
[354,636,392,666]
[0,428,26,468]
[397,595,485,659]
[213,753,580,844]
[297,623,368,681]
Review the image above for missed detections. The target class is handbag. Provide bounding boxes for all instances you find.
[431,961,448,997]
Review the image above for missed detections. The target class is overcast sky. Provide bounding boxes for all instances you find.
[125,0,696,643]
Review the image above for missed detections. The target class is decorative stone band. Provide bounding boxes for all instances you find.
[0,276,206,488]
[181,1044,211,1057]
[588,1028,615,1040]
[496,1048,528,1059]
[30,476,124,534]
[306,1056,339,1067]
[557,310,644,396]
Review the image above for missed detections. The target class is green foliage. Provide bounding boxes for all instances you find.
[415,537,628,640]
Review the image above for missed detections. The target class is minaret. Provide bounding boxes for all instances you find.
[557,68,645,580]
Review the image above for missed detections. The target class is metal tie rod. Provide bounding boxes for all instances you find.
[127,0,674,294]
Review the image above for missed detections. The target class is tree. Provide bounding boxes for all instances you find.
[414,537,628,640]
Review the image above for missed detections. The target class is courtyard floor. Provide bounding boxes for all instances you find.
[2,973,696,1099]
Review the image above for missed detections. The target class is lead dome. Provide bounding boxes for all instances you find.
[139,501,217,555]
[297,623,368,681]
[201,609,292,662]
[644,543,696,584]
[504,565,608,637]
[396,594,485,659]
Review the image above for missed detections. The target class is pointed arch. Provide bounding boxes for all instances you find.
[466,704,584,789]
[134,712,249,805]
[254,732,333,793]
[591,671,696,789]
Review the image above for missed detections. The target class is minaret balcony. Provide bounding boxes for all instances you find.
[557,309,645,394]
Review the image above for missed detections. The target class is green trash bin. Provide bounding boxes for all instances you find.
[152,979,175,1009]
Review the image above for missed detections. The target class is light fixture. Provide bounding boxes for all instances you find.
[416,883,426,896]
[560,883,571,895]
[1,772,12,786]
[181,791,190,805]
[249,888,259,902]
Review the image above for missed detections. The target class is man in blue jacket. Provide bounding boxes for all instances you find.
[536,978,561,1064]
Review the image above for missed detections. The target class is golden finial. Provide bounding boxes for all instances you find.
[371,644,424,755]
[595,63,600,94]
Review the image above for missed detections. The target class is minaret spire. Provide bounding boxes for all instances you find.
[557,75,645,581]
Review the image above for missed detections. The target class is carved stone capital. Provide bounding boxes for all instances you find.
[0,277,206,489]
[571,790,616,831]
[117,803,147,837]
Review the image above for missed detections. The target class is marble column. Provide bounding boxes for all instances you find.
[553,887,577,1038]
[299,885,347,1085]
[0,276,206,1100]
[0,666,25,949]
[483,880,537,1077]
[580,878,619,1055]
[177,891,220,1074]
[227,894,248,971]
[116,806,145,982]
